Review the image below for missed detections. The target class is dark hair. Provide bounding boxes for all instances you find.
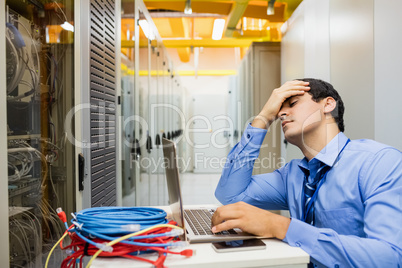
[298,78,345,132]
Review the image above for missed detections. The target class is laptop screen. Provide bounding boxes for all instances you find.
[162,138,186,238]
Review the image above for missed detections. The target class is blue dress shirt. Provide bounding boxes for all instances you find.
[215,124,402,267]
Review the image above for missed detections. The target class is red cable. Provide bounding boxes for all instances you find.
[59,221,193,268]
[59,225,74,249]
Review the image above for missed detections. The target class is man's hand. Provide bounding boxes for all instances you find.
[252,80,310,129]
[211,202,291,240]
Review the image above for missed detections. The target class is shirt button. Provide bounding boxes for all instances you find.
[247,134,250,139]
[295,242,301,247]
[230,160,233,163]
[334,265,339,268]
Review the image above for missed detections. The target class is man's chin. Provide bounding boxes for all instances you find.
[283,130,302,145]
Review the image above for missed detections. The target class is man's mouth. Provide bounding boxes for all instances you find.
[282,120,291,128]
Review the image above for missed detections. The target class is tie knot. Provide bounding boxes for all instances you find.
[306,162,329,185]
[316,163,330,177]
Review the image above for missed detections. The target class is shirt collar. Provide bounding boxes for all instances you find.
[298,132,349,171]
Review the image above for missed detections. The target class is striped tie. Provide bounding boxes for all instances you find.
[303,163,330,225]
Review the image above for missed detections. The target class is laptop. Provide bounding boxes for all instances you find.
[162,138,257,243]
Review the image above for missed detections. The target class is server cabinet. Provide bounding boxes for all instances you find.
[2,0,76,266]
[235,42,282,175]
[75,0,120,209]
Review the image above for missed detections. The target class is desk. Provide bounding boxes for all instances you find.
[91,206,309,268]
[91,238,309,268]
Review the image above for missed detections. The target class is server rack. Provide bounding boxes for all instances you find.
[2,1,76,266]
[0,0,185,265]
[75,0,120,209]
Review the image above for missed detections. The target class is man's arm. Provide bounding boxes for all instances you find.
[215,80,310,205]
[211,201,291,239]
[214,148,402,267]
[213,80,311,239]
[251,80,310,129]
[214,123,289,208]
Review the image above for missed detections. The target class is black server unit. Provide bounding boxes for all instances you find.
[85,0,118,207]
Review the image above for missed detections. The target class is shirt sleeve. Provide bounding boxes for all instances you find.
[215,124,288,210]
[284,148,402,267]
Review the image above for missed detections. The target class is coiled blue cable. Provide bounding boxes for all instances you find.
[72,207,168,235]
[68,207,183,251]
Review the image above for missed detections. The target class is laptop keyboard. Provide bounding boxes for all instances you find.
[184,209,238,236]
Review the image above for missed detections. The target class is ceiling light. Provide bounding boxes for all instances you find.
[267,0,275,15]
[184,0,192,15]
[139,19,155,40]
[212,19,225,40]
[61,21,74,32]
[243,17,247,31]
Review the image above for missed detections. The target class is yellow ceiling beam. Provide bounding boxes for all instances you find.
[137,70,238,76]
[225,0,249,37]
[276,0,303,21]
[121,38,257,48]
[143,1,288,20]
[177,70,237,76]
[121,64,237,76]
[177,47,191,62]
[233,29,268,38]
[162,39,254,48]
[168,18,191,62]
[144,1,232,15]
[168,18,190,38]
[143,0,234,2]
[243,2,286,21]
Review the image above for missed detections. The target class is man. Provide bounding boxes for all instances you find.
[212,79,402,267]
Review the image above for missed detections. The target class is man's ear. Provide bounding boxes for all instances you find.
[323,97,337,114]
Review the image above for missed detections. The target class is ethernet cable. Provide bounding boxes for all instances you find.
[50,207,194,268]
[74,206,169,233]
[85,223,185,268]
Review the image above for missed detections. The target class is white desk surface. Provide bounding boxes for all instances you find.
[91,238,309,268]
[91,206,309,268]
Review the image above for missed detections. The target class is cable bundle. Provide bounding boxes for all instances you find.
[75,206,169,234]
[46,207,193,268]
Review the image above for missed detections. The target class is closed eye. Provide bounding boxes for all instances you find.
[290,101,297,107]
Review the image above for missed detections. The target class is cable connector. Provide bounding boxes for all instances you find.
[56,207,67,223]
[166,229,184,237]
[72,221,83,230]
[169,241,189,248]
[65,249,74,256]
[95,242,113,253]
[180,249,194,257]
[153,254,167,268]
[121,224,141,232]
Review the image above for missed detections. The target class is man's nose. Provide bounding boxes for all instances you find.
[278,107,288,119]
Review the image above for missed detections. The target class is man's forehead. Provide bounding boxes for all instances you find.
[283,93,313,106]
[294,93,313,101]
[285,95,301,103]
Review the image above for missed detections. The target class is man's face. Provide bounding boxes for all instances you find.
[278,93,326,144]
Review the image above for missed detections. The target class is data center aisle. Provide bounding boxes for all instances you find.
[180,173,221,205]
[123,172,221,207]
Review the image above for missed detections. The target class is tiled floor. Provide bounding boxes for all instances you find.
[123,172,221,207]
